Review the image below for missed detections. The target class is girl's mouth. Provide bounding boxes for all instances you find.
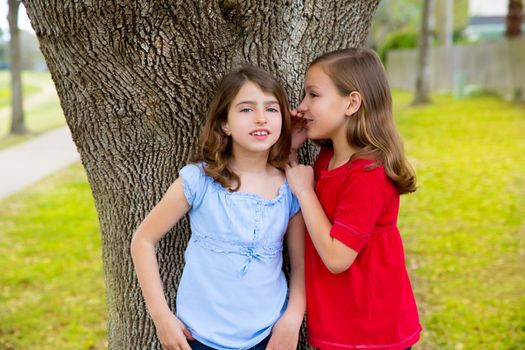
[250,129,270,140]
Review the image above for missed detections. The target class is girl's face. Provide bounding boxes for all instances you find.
[222,81,282,158]
[298,64,351,142]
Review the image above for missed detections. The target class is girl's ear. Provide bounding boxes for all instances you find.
[221,122,231,135]
[345,91,362,117]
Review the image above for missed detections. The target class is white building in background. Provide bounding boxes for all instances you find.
[466,0,524,42]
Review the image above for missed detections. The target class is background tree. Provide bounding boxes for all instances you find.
[23,1,380,348]
[19,30,46,70]
[436,0,453,47]
[0,27,6,65]
[435,0,468,45]
[371,0,468,63]
[8,0,27,134]
[505,0,524,38]
[412,0,434,105]
[370,0,421,51]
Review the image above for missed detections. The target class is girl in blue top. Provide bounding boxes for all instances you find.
[131,66,305,350]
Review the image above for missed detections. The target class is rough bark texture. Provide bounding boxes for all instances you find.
[8,0,27,134]
[413,0,434,105]
[23,1,379,348]
[505,0,524,38]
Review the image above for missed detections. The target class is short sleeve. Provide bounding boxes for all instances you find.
[289,193,300,218]
[178,163,208,208]
[329,164,386,253]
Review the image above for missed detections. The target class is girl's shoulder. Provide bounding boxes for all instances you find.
[179,162,207,180]
[349,158,381,170]
[180,162,234,192]
[178,162,214,206]
[346,160,397,196]
[265,166,300,216]
[345,159,386,185]
[315,147,382,177]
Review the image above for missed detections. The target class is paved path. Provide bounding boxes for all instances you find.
[0,127,80,200]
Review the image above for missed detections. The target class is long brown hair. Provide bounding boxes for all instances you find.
[191,65,291,191]
[310,48,416,194]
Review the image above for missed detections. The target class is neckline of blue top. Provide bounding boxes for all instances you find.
[209,176,290,204]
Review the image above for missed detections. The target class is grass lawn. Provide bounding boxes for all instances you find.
[0,71,66,149]
[0,91,523,349]
[395,92,525,349]
[0,73,40,107]
[0,164,107,350]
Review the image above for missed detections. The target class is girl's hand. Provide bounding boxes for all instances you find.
[153,312,194,350]
[266,312,302,350]
[285,163,315,198]
[290,109,308,151]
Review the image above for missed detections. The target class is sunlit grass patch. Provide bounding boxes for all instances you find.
[394,91,525,350]
[0,71,65,149]
[0,163,107,350]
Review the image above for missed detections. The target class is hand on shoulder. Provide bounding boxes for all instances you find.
[284,162,314,199]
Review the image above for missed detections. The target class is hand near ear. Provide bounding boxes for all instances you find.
[290,109,308,153]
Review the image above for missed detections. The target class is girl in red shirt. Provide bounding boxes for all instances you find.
[285,48,421,350]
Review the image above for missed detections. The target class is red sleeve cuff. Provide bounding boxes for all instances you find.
[330,220,369,253]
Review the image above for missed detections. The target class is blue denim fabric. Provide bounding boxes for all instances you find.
[189,334,271,350]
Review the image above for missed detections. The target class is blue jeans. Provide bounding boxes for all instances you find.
[189,335,271,350]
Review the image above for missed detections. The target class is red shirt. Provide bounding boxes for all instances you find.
[305,148,421,350]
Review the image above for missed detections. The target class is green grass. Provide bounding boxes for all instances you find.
[0,71,66,149]
[0,164,107,350]
[0,71,41,108]
[395,92,525,349]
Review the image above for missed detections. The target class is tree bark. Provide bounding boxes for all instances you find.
[505,0,524,38]
[8,0,27,134]
[412,0,434,105]
[22,1,379,348]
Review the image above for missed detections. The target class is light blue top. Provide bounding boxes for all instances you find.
[176,163,300,350]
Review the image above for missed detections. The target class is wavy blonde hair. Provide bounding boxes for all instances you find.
[311,48,416,194]
[191,65,291,191]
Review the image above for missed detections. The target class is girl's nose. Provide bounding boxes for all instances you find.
[297,98,308,113]
[255,109,267,124]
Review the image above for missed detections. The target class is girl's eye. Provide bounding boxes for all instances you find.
[240,108,252,113]
[309,92,318,98]
[267,107,279,113]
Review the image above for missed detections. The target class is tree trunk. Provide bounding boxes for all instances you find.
[22,1,379,348]
[8,0,27,134]
[412,0,434,105]
[436,0,453,47]
[505,0,524,38]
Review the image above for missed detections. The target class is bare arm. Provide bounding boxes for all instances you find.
[130,177,193,349]
[267,212,306,350]
[285,165,357,274]
[283,212,306,323]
